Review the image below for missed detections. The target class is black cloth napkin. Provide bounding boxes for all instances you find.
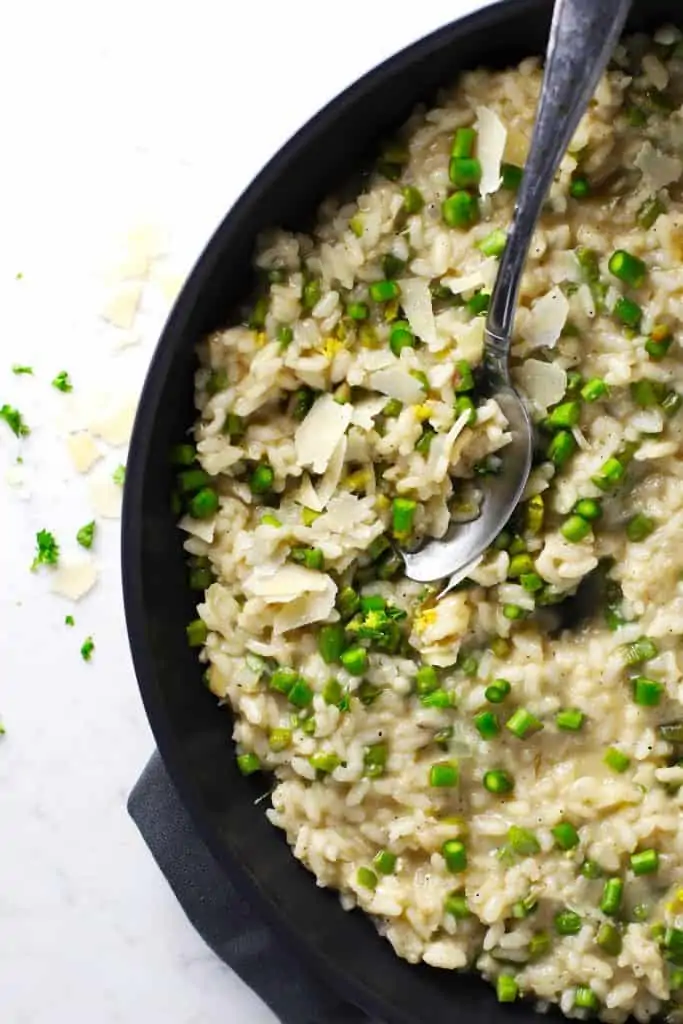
[128,752,380,1024]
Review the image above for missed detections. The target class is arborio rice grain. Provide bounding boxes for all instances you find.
[180,30,683,1022]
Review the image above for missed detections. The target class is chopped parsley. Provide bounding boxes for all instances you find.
[112,464,126,486]
[12,365,33,375]
[80,636,95,662]
[76,520,96,550]
[51,371,73,393]
[65,615,75,627]
[0,719,5,736]
[0,404,30,437]
[15,272,23,280]
[31,529,59,571]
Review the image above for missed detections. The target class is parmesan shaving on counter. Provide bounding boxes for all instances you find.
[148,267,184,304]
[104,223,169,282]
[89,475,123,519]
[88,399,137,447]
[50,558,98,601]
[66,432,103,474]
[101,282,143,330]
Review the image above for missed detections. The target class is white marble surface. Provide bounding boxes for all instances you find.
[1,1,490,1020]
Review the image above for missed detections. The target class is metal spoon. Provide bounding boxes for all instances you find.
[402,0,633,593]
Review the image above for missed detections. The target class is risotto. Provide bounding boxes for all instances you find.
[177,28,683,1023]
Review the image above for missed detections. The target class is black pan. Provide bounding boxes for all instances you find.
[122,1,680,1020]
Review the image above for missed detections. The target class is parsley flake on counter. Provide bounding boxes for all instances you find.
[80,636,95,662]
[76,521,96,550]
[12,365,33,375]
[0,719,5,736]
[31,529,59,571]
[112,464,126,486]
[65,615,75,627]
[0,404,30,437]
[51,371,73,393]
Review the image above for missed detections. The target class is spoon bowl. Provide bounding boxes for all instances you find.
[401,382,533,589]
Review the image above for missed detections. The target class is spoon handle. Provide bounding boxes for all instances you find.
[485,0,633,372]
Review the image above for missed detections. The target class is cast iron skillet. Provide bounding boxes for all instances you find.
[122,1,680,1020]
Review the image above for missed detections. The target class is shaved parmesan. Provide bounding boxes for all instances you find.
[504,127,530,167]
[522,288,569,349]
[443,257,497,297]
[429,363,453,390]
[273,576,337,634]
[360,349,395,372]
[104,223,168,281]
[443,268,485,296]
[244,564,332,601]
[316,492,369,532]
[427,410,472,481]
[475,106,507,197]
[294,394,352,475]
[350,396,387,431]
[479,256,499,291]
[642,53,669,92]
[451,316,485,364]
[515,359,567,412]
[104,253,149,283]
[635,142,683,191]
[151,270,184,304]
[179,514,216,544]
[631,408,664,435]
[397,277,437,347]
[197,443,243,476]
[369,365,424,404]
[102,282,143,329]
[127,223,168,259]
[66,432,103,474]
[89,398,137,447]
[296,473,323,512]
[315,436,347,510]
[50,558,98,601]
[89,475,123,519]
